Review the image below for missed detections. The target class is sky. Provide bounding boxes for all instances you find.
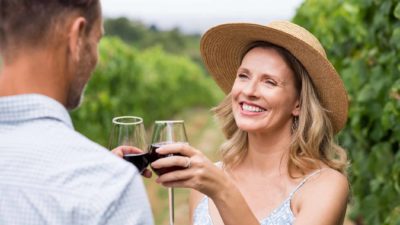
[101,0,305,34]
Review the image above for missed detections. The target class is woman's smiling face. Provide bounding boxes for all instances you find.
[231,47,300,135]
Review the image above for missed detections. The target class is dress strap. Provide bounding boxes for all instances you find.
[214,161,223,168]
[289,169,322,199]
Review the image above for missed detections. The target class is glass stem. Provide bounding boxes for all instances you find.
[168,187,174,225]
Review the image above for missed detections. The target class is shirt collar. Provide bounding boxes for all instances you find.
[0,94,73,129]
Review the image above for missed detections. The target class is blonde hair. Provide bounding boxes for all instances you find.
[212,42,348,176]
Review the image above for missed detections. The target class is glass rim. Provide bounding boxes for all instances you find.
[155,120,184,124]
[112,116,143,125]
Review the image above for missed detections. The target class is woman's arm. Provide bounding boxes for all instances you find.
[210,183,260,225]
[189,189,204,224]
[293,169,349,225]
[151,143,260,225]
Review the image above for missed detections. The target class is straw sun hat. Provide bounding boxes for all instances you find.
[200,20,348,133]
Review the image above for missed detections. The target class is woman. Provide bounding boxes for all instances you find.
[151,21,350,225]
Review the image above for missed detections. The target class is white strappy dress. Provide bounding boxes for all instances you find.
[193,170,322,225]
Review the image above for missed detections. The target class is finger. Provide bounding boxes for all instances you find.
[155,168,194,184]
[141,169,152,178]
[151,155,190,169]
[111,148,124,158]
[114,145,145,155]
[160,180,192,189]
[156,143,198,157]
[121,145,145,155]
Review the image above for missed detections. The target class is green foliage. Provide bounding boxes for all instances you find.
[104,17,203,68]
[294,0,400,224]
[70,37,222,147]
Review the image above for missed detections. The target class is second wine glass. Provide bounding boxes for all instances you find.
[148,120,188,225]
[148,120,188,175]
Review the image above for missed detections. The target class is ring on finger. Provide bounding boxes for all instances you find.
[184,157,191,169]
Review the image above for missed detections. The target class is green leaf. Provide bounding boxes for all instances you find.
[390,27,400,49]
[394,2,400,19]
[357,84,374,102]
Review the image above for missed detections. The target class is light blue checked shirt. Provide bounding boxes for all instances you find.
[0,94,154,225]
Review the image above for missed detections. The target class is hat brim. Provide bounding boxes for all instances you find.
[200,23,348,133]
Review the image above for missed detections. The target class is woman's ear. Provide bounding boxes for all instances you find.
[68,17,87,61]
[292,100,300,117]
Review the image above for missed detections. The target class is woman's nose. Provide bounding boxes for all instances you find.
[242,80,259,97]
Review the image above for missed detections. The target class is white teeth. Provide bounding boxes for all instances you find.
[242,103,265,112]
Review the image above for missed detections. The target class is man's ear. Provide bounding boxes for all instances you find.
[68,17,87,61]
[292,100,300,117]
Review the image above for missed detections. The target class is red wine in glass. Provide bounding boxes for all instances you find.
[123,153,150,173]
[148,142,185,176]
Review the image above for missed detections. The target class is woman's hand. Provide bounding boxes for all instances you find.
[111,145,152,178]
[150,143,231,199]
[151,143,260,225]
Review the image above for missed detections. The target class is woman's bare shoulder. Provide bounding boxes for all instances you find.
[292,167,349,224]
[300,167,349,199]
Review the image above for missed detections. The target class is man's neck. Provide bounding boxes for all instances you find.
[0,50,68,106]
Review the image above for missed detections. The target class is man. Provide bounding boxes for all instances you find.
[0,1,154,224]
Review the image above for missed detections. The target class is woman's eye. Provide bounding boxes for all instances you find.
[265,79,277,86]
[238,74,248,79]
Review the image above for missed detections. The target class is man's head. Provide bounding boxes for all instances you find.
[0,0,103,109]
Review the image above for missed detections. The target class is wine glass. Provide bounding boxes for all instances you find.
[148,120,188,225]
[108,116,149,173]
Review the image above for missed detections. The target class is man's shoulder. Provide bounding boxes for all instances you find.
[0,123,151,224]
[1,119,136,186]
[16,118,109,154]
